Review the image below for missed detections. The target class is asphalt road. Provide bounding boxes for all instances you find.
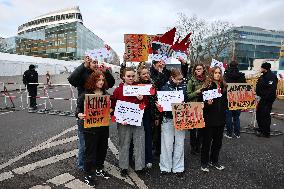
[0,84,283,189]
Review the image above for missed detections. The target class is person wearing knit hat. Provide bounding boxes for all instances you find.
[255,62,278,138]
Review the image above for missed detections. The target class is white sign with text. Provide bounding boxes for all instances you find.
[157,90,184,111]
[123,84,153,96]
[114,100,144,126]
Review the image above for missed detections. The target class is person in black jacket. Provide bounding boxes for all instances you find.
[223,61,246,138]
[23,64,38,110]
[255,62,278,138]
[68,56,115,171]
[76,71,111,186]
[200,66,227,172]
[149,59,170,156]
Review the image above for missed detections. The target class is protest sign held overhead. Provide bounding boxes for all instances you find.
[172,102,205,130]
[124,34,149,62]
[227,83,256,110]
[113,100,144,126]
[210,58,225,74]
[84,95,110,128]
[123,84,154,96]
[85,45,112,61]
[157,90,184,111]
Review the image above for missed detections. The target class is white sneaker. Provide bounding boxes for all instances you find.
[209,162,225,170]
[224,133,232,139]
[234,134,240,139]
[146,163,152,169]
[201,166,209,172]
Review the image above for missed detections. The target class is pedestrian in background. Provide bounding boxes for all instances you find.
[256,62,278,138]
[23,64,38,110]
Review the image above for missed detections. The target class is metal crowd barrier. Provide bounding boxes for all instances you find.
[26,83,76,116]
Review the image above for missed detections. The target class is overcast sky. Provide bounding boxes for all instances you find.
[0,0,283,60]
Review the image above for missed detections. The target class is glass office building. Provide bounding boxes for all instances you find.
[221,26,284,70]
[0,6,119,64]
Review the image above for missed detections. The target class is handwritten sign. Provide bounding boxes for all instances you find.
[124,34,148,62]
[172,102,205,130]
[84,95,110,128]
[172,51,187,61]
[123,84,154,96]
[157,91,184,111]
[114,100,144,126]
[202,89,222,101]
[227,83,256,110]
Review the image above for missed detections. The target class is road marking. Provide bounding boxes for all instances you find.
[0,125,77,170]
[13,149,78,174]
[64,179,93,189]
[0,171,14,182]
[47,173,75,186]
[30,185,51,189]
[0,111,14,115]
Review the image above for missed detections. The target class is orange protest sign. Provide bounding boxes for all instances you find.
[124,34,148,62]
[227,84,256,110]
[84,95,110,128]
[172,102,205,130]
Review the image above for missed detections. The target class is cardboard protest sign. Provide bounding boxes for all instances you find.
[227,83,256,110]
[123,84,154,96]
[124,34,148,62]
[157,91,184,111]
[210,59,225,74]
[84,95,110,128]
[114,100,144,126]
[172,102,205,130]
[202,89,222,101]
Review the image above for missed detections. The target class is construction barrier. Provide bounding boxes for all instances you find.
[26,83,76,116]
[0,82,24,111]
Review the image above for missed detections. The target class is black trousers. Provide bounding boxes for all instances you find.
[84,127,109,174]
[200,126,224,166]
[28,87,37,108]
[190,128,201,151]
[256,99,273,136]
[152,114,162,155]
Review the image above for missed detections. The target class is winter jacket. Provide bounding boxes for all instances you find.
[187,76,205,102]
[76,90,109,133]
[111,82,147,110]
[256,70,278,102]
[150,66,170,90]
[67,63,115,97]
[23,69,38,89]
[203,82,227,127]
[224,66,246,83]
[160,80,187,119]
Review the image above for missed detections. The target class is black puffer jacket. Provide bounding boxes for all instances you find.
[150,66,170,90]
[68,63,115,97]
[224,65,246,83]
[256,70,278,102]
[203,82,227,127]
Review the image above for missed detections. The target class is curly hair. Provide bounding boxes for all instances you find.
[84,71,108,91]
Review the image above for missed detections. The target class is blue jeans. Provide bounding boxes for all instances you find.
[77,119,85,170]
[225,110,241,136]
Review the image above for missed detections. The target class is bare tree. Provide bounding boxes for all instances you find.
[175,13,237,65]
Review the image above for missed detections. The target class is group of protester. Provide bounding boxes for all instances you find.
[64,55,278,187]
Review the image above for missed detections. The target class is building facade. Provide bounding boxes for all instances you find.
[225,26,284,70]
[1,6,119,64]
